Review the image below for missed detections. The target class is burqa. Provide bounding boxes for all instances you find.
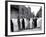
[33,18,37,28]
[22,19,25,29]
[18,18,20,30]
[11,20,13,32]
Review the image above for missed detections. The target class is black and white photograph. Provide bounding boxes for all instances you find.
[6,1,45,36]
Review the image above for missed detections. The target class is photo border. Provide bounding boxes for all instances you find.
[5,1,45,36]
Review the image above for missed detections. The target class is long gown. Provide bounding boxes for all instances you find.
[11,20,13,32]
[33,18,37,28]
[22,19,25,30]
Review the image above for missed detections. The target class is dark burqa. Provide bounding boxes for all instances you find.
[18,19,20,30]
[22,19,25,29]
[33,18,37,28]
[11,20,13,32]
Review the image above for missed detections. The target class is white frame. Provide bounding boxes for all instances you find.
[7,1,45,35]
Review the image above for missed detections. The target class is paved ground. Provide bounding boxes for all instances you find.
[17,27,41,32]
